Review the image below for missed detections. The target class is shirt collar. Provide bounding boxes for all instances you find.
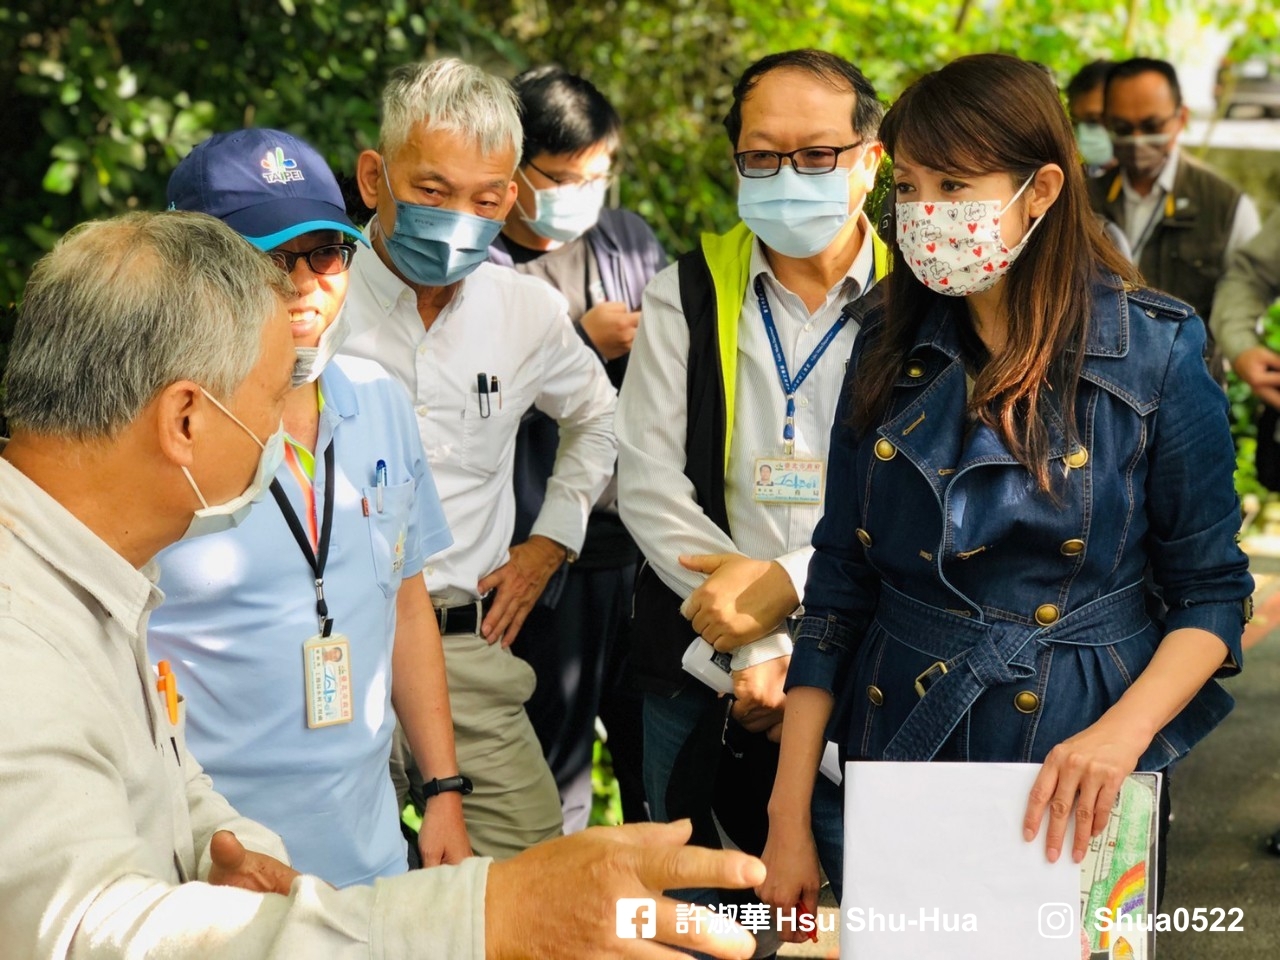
[0,455,161,635]
[749,214,877,299]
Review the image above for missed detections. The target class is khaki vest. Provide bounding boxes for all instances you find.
[1088,154,1243,323]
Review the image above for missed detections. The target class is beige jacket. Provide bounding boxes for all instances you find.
[0,456,488,959]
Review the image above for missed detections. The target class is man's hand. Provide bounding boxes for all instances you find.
[418,791,474,867]
[485,820,763,960]
[580,301,640,361]
[1233,345,1280,409]
[207,830,300,895]
[678,554,799,651]
[731,657,789,734]
[478,535,568,647]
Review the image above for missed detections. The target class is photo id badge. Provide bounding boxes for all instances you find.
[304,634,354,728]
[752,456,825,505]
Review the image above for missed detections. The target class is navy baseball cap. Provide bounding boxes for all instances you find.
[167,128,367,250]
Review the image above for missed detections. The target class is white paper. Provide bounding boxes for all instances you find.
[842,762,1081,960]
[819,741,843,785]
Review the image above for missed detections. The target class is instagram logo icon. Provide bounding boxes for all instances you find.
[1038,902,1076,938]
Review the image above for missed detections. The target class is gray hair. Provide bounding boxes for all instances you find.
[5,211,293,439]
[379,57,523,166]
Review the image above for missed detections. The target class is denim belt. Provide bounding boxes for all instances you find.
[877,581,1151,761]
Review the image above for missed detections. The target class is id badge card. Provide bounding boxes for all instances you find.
[752,456,825,505]
[304,634,354,728]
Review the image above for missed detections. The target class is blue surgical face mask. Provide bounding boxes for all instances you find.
[518,168,608,243]
[737,165,862,259]
[379,161,505,286]
[1075,122,1114,168]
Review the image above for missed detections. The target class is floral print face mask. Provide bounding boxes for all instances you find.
[896,174,1045,296]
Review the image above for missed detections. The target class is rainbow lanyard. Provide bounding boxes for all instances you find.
[280,386,327,547]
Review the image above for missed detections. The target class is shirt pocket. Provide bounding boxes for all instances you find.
[460,393,523,478]
[362,479,416,597]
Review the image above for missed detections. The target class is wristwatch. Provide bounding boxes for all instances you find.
[422,775,474,799]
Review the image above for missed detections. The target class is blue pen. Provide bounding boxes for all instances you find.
[375,459,387,513]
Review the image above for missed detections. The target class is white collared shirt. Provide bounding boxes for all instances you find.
[0,454,490,958]
[617,223,876,672]
[340,246,617,605]
[1120,143,1261,264]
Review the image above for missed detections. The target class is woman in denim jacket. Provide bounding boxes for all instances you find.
[757,54,1253,935]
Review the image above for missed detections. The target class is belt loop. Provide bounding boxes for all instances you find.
[473,598,484,637]
[438,605,448,634]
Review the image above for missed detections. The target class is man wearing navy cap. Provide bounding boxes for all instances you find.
[152,128,472,886]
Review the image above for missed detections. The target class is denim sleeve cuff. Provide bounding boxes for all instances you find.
[1164,600,1247,677]
[785,613,858,696]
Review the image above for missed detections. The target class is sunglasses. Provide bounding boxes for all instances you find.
[268,242,356,276]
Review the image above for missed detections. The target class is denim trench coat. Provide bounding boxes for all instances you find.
[787,277,1253,771]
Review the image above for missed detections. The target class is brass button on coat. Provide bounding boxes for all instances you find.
[1014,691,1040,714]
[905,360,926,379]
[868,685,884,707]
[1034,603,1060,626]
[856,528,873,548]
[874,438,897,460]
[1064,447,1089,469]
[1060,539,1085,557]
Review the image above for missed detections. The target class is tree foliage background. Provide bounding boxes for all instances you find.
[4,0,1278,314]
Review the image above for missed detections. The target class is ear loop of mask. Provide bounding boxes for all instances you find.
[181,387,268,507]
[998,172,1047,249]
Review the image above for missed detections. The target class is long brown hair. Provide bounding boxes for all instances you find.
[855,54,1137,491]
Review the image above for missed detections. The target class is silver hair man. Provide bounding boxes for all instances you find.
[5,211,292,439]
[378,57,523,165]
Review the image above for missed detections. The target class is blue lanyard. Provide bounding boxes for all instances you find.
[755,276,849,454]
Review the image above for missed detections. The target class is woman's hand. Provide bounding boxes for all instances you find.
[757,818,822,944]
[1022,717,1148,864]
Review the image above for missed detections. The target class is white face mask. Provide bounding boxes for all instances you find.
[895,174,1046,296]
[292,311,350,387]
[517,168,609,243]
[180,388,285,541]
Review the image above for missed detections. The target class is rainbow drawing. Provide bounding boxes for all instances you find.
[1099,861,1147,950]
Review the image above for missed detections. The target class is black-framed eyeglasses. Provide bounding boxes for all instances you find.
[734,142,864,178]
[1105,113,1179,137]
[525,159,613,189]
[267,242,357,276]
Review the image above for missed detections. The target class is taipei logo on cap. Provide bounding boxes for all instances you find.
[261,147,305,185]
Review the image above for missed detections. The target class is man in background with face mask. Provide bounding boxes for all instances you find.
[488,65,666,833]
[342,57,618,859]
[616,49,887,946]
[1066,59,1117,179]
[149,129,470,887]
[1088,56,1260,333]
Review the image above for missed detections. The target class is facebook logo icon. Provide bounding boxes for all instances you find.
[616,898,657,939]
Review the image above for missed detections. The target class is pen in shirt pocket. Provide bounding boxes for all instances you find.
[375,459,388,513]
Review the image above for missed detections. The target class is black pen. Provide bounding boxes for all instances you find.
[476,372,491,418]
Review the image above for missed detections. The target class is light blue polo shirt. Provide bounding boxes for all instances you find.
[149,355,452,888]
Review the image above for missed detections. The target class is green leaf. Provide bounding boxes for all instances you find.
[41,159,78,195]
